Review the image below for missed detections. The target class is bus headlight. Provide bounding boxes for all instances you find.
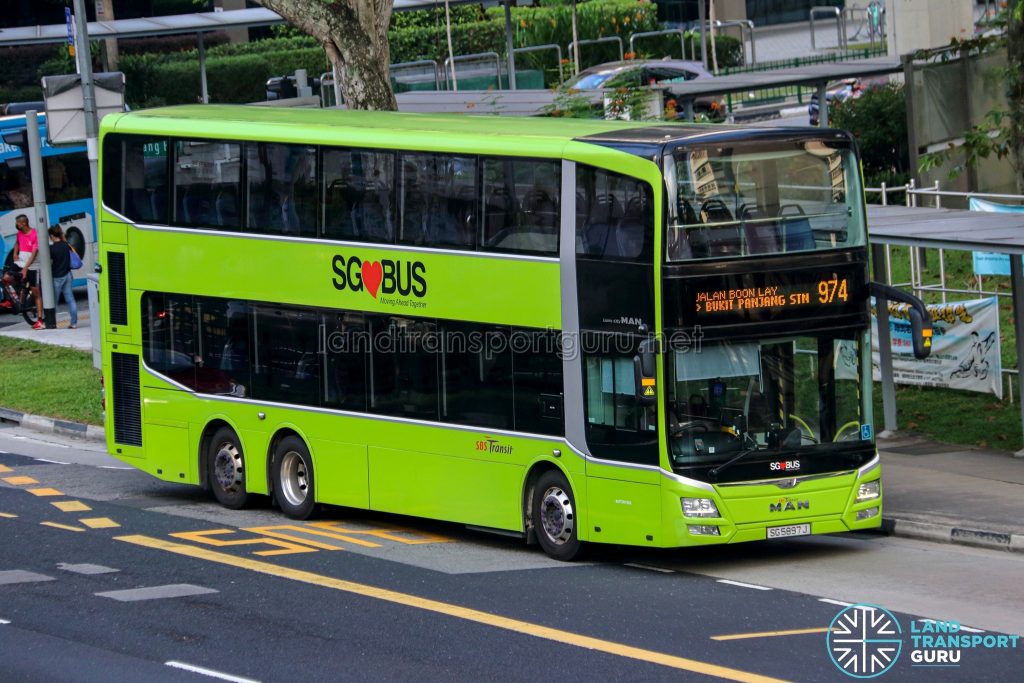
[856,480,880,502]
[681,497,719,518]
[856,506,879,521]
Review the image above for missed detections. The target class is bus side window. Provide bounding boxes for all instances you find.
[141,292,198,391]
[480,158,560,255]
[441,322,514,429]
[323,311,368,411]
[399,153,476,250]
[173,140,241,231]
[369,316,439,420]
[44,152,91,204]
[246,142,316,238]
[512,329,564,436]
[322,148,395,243]
[251,305,321,406]
[575,166,653,261]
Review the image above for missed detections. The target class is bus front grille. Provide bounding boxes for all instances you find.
[107,252,128,326]
[111,352,142,447]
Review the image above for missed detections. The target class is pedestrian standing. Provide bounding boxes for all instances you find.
[48,225,78,329]
[12,214,43,328]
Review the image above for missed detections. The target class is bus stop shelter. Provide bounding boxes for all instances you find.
[866,204,1024,452]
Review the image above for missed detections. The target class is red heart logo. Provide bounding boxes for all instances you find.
[362,260,383,298]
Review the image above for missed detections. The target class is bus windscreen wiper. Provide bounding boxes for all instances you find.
[708,447,759,478]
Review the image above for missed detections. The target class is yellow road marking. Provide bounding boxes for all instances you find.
[79,517,120,529]
[170,529,319,556]
[243,525,361,550]
[3,476,38,485]
[0,512,17,518]
[27,488,64,497]
[41,521,85,532]
[308,521,453,546]
[712,627,835,641]
[52,501,92,512]
[0,465,12,473]
[117,534,789,683]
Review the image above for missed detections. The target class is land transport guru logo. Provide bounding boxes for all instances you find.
[827,603,1021,678]
[331,254,427,303]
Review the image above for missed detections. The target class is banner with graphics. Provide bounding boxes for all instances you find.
[882,297,1001,397]
[840,297,1002,397]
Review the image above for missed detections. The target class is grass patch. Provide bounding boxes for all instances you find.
[0,337,102,425]
[875,246,1021,451]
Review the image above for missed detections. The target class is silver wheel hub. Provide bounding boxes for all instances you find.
[279,450,309,507]
[540,486,574,546]
[213,442,243,492]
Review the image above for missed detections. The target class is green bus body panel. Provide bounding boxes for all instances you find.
[125,224,560,329]
[99,106,874,550]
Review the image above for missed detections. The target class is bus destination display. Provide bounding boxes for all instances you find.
[695,276,848,314]
[665,264,867,332]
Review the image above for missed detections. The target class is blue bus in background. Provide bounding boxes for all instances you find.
[0,112,95,286]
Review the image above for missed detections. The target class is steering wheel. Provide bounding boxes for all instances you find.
[788,414,819,444]
[834,421,862,442]
[671,420,711,438]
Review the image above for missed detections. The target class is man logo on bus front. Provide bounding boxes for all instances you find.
[331,254,427,299]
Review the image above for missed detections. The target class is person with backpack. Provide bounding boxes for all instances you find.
[47,224,78,329]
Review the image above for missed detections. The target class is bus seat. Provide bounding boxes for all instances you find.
[126,188,154,222]
[522,187,557,233]
[783,216,815,251]
[483,186,514,247]
[690,199,740,258]
[582,194,620,256]
[740,205,780,255]
[181,184,215,225]
[611,195,647,258]
[215,186,239,229]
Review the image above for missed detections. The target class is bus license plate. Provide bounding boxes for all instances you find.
[766,523,811,539]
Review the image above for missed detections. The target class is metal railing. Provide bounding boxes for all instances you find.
[629,29,687,62]
[512,44,564,84]
[567,36,624,68]
[704,19,757,65]
[810,6,846,51]
[443,52,502,90]
[390,60,442,91]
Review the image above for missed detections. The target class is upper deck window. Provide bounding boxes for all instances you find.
[665,139,864,262]
[173,140,242,231]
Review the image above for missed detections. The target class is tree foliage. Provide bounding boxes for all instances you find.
[918,1,1024,193]
[831,83,909,191]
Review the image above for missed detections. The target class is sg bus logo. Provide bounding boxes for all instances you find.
[331,255,427,299]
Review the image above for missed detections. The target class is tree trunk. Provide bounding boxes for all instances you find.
[255,0,397,111]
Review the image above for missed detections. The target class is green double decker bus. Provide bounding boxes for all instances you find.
[97,106,929,560]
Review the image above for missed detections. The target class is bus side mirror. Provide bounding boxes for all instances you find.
[633,337,658,405]
[869,282,933,360]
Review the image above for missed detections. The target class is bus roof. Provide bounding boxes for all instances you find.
[102,105,849,159]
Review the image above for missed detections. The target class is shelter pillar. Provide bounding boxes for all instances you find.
[872,243,898,435]
[1010,254,1024,456]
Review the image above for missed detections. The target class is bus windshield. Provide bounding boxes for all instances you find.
[666,333,869,475]
[665,139,865,261]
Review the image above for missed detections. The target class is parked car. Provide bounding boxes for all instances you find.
[562,59,725,120]
[808,78,864,126]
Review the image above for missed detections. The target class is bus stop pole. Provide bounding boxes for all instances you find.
[1009,253,1024,456]
[73,0,102,365]
[25,112,56,329]
[872,243,898,435]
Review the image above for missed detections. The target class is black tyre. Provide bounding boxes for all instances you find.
[20,287,37,325]
[273,435,316,520]
[532,469,584,561]
[207,426,249,509]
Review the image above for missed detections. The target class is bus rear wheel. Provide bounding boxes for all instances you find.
[207,426,249,509]
[273,436,316,520]
[532,469,584,561]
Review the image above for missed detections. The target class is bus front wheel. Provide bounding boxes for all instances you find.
[207,426,249,509]
[532,469,584,561]
[273,436,316,520]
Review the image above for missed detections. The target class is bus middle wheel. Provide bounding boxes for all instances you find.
[274,435,316,520]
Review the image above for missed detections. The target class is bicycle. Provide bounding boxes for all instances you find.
[0,263,40,326]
